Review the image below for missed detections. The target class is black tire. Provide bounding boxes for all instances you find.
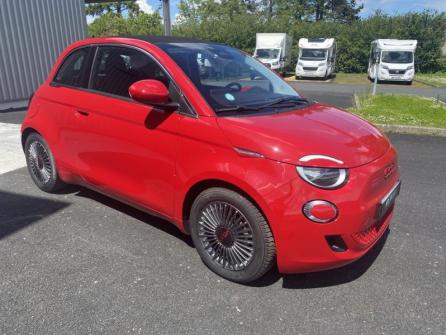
[24,133,66,192]
[406,81,413,85]
[190,187,276,283]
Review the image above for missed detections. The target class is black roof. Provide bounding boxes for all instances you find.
[125,35,213,45]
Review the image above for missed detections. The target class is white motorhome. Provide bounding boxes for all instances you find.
[368,39,417,84]
[295,38,336,79]
[254,33,292,74]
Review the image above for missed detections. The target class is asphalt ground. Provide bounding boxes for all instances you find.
[289,81,446,108]
[1,82,445,334]
[0,132,445,334]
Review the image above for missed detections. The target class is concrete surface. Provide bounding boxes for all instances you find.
[0,123,26,174]
[0,134,445,335]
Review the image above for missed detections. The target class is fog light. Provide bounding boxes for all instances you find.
[303,200,338,223]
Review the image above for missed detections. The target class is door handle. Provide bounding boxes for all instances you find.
[76,110,89,116]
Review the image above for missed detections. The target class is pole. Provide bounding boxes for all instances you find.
[372,62,378,96]
[162,0,171,36]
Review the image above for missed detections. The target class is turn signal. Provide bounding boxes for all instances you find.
[303,200,338,223]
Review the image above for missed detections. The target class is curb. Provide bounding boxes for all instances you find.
[376,124,446,137]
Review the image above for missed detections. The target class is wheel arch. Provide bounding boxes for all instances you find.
[181,178,271,235]
[21,127,41,151]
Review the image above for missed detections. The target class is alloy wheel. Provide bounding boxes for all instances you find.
[28,141,52,184]
[198,201,255,271]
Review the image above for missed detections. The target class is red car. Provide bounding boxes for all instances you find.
[22,36,400,283]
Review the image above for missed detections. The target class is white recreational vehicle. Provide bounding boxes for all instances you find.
[368,39,417,84]
[295,38,336,79]
[253,33,292,74]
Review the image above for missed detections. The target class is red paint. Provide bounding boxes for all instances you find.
[308,202,338,222]
[22,37,400,274]
[129,79,169,104]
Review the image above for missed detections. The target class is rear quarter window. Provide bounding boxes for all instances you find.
[53,47,93,88]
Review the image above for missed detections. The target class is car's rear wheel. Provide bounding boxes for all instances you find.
[25,133,66,192]
[190,187,276,283]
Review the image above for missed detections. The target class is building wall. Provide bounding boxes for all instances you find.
[0,0,87,109]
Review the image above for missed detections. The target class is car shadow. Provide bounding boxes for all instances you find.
[51,185,389,288]
[295,76,334,83]
[249,230,389,289]
[73,187,194,248]
[368,78,411,86]
[0,190,70,239]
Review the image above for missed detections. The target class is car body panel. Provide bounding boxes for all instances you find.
[22,37,400,274]
[217,103,390,168]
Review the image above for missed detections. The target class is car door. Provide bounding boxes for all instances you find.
[69,46,191,218]
[47,46,96,172]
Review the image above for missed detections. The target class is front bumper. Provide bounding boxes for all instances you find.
[266,146,400,273]
[378,69,414,82]
[296,65,327,78]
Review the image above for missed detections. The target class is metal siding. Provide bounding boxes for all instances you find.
[0,0,86,106]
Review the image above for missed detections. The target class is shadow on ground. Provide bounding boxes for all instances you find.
[249,230,389,289]
[2,182,387,288]
[69,185,389,289]
[0,190,70,239]
[74,187,194,248]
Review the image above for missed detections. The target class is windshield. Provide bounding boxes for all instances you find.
[382,51,413,64]
[255,48,280,60]
[300,49,327,61]
[158,43,302,114]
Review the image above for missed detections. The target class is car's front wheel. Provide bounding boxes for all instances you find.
[24,132,66,192]
[190,187,276,283]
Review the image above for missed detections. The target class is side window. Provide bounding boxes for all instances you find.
[90,46,171,98]
[53,47,92,88]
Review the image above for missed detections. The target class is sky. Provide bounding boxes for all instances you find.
[88,0,446,24]
[358,0,446,17]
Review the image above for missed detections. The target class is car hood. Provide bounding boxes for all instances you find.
[217,103,390,168]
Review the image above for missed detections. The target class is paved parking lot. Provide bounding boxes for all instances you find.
[289,81,446,108]
[1,131,445,334]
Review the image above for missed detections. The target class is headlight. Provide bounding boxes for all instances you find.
[272,61,279,66]
[318,62,326,67]
[381,65,389,70]
[298,62,304,66]
[407,65,414,70]
[296,166,348,189]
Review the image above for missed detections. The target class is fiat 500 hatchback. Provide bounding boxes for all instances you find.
[22,36,400,283]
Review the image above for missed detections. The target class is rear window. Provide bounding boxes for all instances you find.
[53,47,92,88]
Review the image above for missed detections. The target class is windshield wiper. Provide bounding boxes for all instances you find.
[215,105,261,114]
[215,97,310,115]
[258,96,310,108]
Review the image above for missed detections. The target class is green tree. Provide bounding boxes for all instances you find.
[311,0,363,22]
[86,0,140,17]
[88,12,163,37]
[276,0,312,22]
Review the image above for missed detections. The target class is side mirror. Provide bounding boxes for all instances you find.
[129,79,178,111]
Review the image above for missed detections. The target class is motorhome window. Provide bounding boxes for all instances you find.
[300,49,327,61]
[256,49,280,59]
[381,51,413,64]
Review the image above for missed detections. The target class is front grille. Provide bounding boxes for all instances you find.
[303,67,318,71]
[350,207,392,249]
[389,69,406,75]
